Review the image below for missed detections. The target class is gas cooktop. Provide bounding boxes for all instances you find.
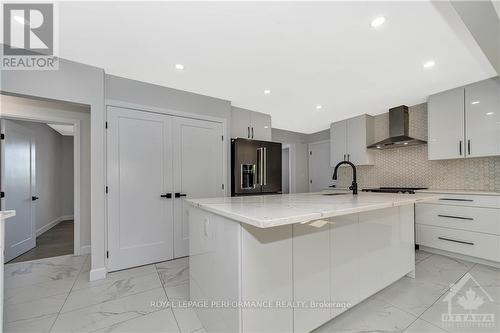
[362,187,428,194]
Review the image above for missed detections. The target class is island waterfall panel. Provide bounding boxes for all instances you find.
[188,204,415,333]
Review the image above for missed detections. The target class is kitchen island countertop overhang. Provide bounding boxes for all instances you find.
[186,191,442,228]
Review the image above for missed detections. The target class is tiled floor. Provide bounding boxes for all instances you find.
[8,220,74,264]
[3,251,499,332]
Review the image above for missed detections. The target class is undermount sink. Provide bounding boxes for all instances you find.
[322,193,350,196]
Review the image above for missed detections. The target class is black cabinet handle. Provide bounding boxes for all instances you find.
[32,196,39,201]
[459,140,462,156]
[160,193,172,199]
[251,127,254,139]
[175,193,187,198]
[247,127,250,138]
[438,214,473,221]
[438,237,474,246]
[439,198,473,202]
[467,139,471,155]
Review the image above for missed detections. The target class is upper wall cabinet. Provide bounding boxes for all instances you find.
[231,107,272,141]
[330,114,374,167]
[428,78,500,160]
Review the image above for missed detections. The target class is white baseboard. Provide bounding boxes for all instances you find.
[89,267,107,281]
[420,246,500,269]
[79,245,91,255]
[36,215,74,236]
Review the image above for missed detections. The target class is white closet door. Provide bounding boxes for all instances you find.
[2,120,36,262]
[106,107,174,272]
[172,117,224,258]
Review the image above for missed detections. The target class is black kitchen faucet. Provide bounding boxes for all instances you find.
[332,160,358,195]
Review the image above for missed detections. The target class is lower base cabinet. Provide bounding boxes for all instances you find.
[189,205,416,333]
[415,192,500,265]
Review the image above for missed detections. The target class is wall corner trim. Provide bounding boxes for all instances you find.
[89,267,107,281]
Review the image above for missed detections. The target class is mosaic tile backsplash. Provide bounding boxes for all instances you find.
[335,103,500,192]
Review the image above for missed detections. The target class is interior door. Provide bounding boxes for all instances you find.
[106,106,174,272]
[172,117,224,258]
[1,119,36,262]
[308,141,334,192]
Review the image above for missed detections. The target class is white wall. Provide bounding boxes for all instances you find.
[2,95,89,248]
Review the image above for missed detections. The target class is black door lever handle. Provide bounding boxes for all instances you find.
[32,196,39,201]
[175,193,187,198]
[160,193,172,199]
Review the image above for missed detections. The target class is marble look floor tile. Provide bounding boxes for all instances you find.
[3,314,58,333]
[415,250,433,264]
[374,275,449,316]
[420,276,500,332]
[156,257,189,289]
[312,297,417,333]
[403,318,448,333]
[94,308,180,333]
[73,263,157,291]
[62,272,163,313]
[4,255,86,289]
[172,307,203,333]
[166,281,189,301]
[415,254,474,287]
[4,278,75,305]
[50,288,168,333]
[4,293,67,323]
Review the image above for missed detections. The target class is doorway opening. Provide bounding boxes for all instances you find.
[0,94,86,263]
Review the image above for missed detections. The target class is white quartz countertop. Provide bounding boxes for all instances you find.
[416,189,500,196]
[187,192,441,228]
[0,210,16,220]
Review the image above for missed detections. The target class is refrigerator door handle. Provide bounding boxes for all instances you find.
[263,147,267,185]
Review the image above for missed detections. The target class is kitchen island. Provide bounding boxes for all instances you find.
[187,192,440,333]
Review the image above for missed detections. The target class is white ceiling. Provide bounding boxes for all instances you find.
[47,124,74,136]
[58,1,496,134]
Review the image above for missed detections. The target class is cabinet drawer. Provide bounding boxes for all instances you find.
[422,194,500,209]
[416,204,500,235]
[416,224,500,262]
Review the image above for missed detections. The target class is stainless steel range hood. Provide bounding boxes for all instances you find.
[368,105,427,150]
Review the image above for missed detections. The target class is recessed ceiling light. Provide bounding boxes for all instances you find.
[471,101,480,105]
[371,17,386,28]
[404,142,409,145]
[175,64,185,70]
[486,112,495,116]
[423,60,435,69]
[316,105,323,110]
[264,126,269,129]
[264,89,271,95]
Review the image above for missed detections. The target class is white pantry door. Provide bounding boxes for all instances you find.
[1,120,36,262]
[106,107,174,271]
[172,117,224,258]
[308,141,334,192]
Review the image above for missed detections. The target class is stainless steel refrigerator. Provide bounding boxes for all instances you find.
[231,138,282,196]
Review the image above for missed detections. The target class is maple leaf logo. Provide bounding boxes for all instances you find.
[457,288,485,312]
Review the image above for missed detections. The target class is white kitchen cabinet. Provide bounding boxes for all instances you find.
[428,87,465,160]
[231,107,271,140]
[250,111,272,140]
[293,223,330,333]
[416,192,500,266]
[330,114,374,167]
[465,78,500,158]
[428,78,500,160]
[330,121,346,167]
